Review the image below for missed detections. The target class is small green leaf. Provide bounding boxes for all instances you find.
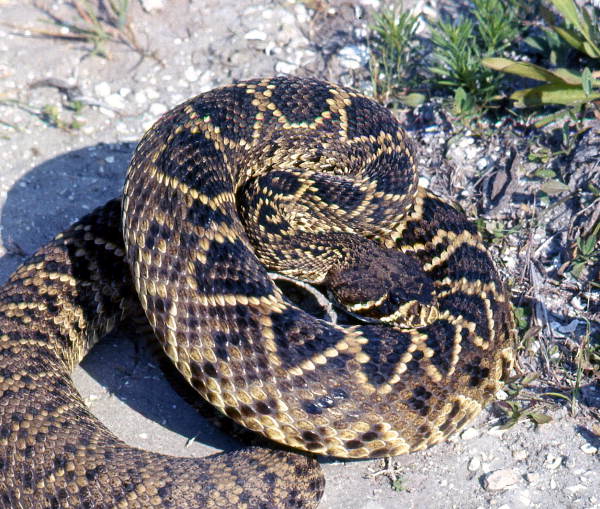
[552,25,587,54]
[397,93,426,107]
[541,179,571,195]
[578,234,598,256]
[514,306,530,330]
[392,479,404,492]
[510,84,600,107]
[534,109,571,128]
[526,412,553,425]
[524,35,545,53]
[499,418,519,430]
[582,40,600,59]
[482,58,572,84]
[534,168,557,178]
[548,0,585,34]
[570,261,586,278]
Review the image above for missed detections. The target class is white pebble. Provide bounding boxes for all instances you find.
[418,176,430,188]
[488,426,507,437]
[94,81,111,98]
[105,93,125,110]
[580,444,598,454]
[525,472,540,485]
[275,61,298,74]
[544,454,563,470]
[483,469,520,491]
[570,295,585,310]
[244,29,267,41]
[184,66,200,82]
[134,90,147,105]
[150,103,167,116]
[564,484,587,495]
[468,457,481,472]
[140,0,164,11]
[495,389,508,400]
[145,88,160,100]
[338,45,369,70]
[461,427,479,440]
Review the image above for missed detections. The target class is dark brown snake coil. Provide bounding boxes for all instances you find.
[0,76,515,508]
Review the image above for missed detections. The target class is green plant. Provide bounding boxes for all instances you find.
[570,222,599,279]
[391,478,405,492]
[428,0,521,116]
[29,0,136,58]
[368,5,424,106]
[41,104,83,130]
[483,0,600,125]
[513,306,530,332]
[496,400,553,429]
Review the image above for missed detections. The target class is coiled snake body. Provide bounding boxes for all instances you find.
[0,77,514,508]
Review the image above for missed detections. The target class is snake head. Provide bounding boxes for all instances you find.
[326,243,438,328]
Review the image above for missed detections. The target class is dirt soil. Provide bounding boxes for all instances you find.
[0,1,598,508]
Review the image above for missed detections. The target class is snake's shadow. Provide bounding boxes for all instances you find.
[0,143,242,453]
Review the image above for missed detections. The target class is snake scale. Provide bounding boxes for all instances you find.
[0,76,515,508]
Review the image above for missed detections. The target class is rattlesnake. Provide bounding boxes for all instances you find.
[0,76,514,508]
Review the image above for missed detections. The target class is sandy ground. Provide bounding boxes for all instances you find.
[0,1,598,508]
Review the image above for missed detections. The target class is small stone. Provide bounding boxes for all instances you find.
[483,468,520,491]
[461,427,479,440]
[134,90,147,105]
[488,426,507,437]
[150,103,167,116]
[580,444,597,454]
[458,136,475,148]
[525,472,540,485]
[105,93,125,110]
[104,156,115,164]
[94,81,111,98]
[468,457,481,472]
[417,175,430,188]
[145,88,160,100]
[512,449,528,461]
[570,295,585,310]
[99,107,115,118]
[184,66,200,82]
[550,479,557,489]
[140,0,164,11]
[564,484,586,495]
[338,45,369,70]
[275,61,298,74]
[544,454,563,470]
[359,0,381,8]
[495,389,509,400]
[244,29,267,41]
